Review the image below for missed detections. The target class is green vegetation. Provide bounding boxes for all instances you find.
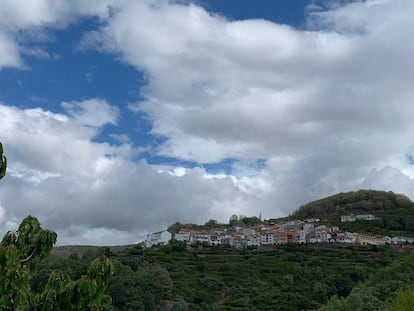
[0,143,114,310]
[0,216,114,310]
[33,243,410,311]
[319,252,414,310]
[292,190,414,236]
[3,141,414,310]
[0,142,6,179]
[385,288,414,311]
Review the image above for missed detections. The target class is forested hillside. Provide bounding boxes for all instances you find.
[291,190,414,236]
[319,251,414,310]
[19,190,414,310]
[35,243,411,310]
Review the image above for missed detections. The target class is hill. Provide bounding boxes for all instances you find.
[290,190,414,236]
[35,243,406,311]
[51,244,134,258]
[319,251,414,310]
[31,189,414,310]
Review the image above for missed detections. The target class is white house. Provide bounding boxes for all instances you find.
[336,232,357,243]
[145,230,172,248]
[341,214,376,222]
[247,235,261,247]
[208,235,222,246]
[239,227,256,235]
[358,234,385,246]
[298,230,308,244]
[341,215,355,222]
[390,236,414,244]
[190,233,210,244]
[310,227,330,243]
[228,236,249,248]
[303,223,314,230]
[174,229,191,242]
[356,214,376,221]
[261,232,274,245]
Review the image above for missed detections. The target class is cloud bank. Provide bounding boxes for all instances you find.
[1,0,414,244]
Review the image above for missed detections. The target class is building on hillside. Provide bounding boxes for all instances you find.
[288,232,300,244]
[356,214,376,221]
[341,215,356,222]
[190,233,210,244]
[247,235,261,247]
[229,236,249,249]
[208,235,222,246]
[274,232,288,245]
[174,229,191,242]
[239,227,256,235]
[382,236,392,244]
[330,226,340,233]
[335,232,357,243]
[280,221,302,231]
[303,223,315,230]
[357,234,385,246]
[146,230,172,248]
[298,230,308,244]
[390,236,414,244]
[305,218,320,223]
[261,231,274,245]
[211,228,226,235]
[309,227,330,243]
[341,214,376,222]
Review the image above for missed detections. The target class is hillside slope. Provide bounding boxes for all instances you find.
[291,190,414,236]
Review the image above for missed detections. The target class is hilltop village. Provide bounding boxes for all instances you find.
[145,214,414,249]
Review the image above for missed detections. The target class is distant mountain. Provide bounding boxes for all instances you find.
[292,189,414,235]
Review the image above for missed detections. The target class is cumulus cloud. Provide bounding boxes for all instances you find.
[1,0,414,245]
[81,0,414,198]
[80,0,414,168]
[0,103,262,245]
[62,99,119,128]
[361,167,414,199]
[0,32,21,68]
[0,0,114,69]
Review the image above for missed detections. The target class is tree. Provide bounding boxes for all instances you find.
[0,142,6,179]
[204,219,218,227]
[385,288,414,311]
[0,143,114,310]
[229,215,238,225]
[0,216,114,310]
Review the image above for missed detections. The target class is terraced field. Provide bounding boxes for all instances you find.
[121,244,403,310]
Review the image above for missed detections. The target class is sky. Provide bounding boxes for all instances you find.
[1,0,414,245]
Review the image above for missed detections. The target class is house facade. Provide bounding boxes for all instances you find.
[146,230,172,248]
[174,229,191,242]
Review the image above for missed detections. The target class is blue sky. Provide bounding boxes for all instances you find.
[1,0,414,245]
[0,0,311,170]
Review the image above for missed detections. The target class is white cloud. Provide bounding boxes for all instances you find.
[0,204,6,225]
[2,0,414,244]
[361,167,414,199]
[83,0,414,184]
[0,32,21,68]
[62,99,119,128]
[84,0,414,210]
[0,0,115,69]
[109,133,131,144]
[0,103,264,245]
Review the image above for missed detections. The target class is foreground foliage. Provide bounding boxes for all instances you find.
[0,216,114,310]
[0,142,6,179]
